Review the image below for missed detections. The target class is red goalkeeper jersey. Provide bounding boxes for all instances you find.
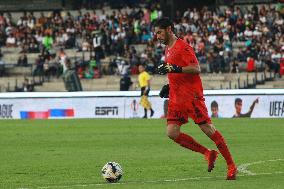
[165,39,204,105]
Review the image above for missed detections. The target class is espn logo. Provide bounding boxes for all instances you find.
[95,106,118,116]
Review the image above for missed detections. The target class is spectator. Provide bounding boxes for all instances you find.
[237,48,247,63]
[6,34,16,47]
[84,65,94,79]
[54,31,65,47]
[58,48,67,73]
[33,54,45,76]
[23,78,34,92]
[65,33,76,49]
[42,33,53,51]
[120,73,133,91]
[93,30,104,71]
[231,58,239,73]
[141,30,151,43]
[37,12,47,27]
[62,59,82,91]
[0,2,282,77]
[0,31,6,47]
[117,57,130,76]
[48,55,62,78]
[28,38,40,53]
[17,54,28,67]
[0,56,4,77]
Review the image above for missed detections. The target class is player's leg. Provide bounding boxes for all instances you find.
[143,108,147,118]
[208,125,237,180]
[191,98,220,172]
[190,123,217,172]
[142,96,154,117]
[167,123,210,155]
[144,88,154,117]
[194,98,237,179]
[167,106,210,156]
[140,95,149,118]
[199,123,237,180]
[150,108,154,117]
[140,87,148,118]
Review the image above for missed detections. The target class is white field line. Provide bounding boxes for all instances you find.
[237,158,284,175]
[17,158,284,189]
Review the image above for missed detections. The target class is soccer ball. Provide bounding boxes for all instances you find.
[101,162,123,183]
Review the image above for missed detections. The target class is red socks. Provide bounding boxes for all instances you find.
[210,131,234,166]
[174,131,235,169]
[175,133,209,155]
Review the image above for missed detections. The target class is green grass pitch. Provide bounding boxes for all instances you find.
[0,118,284,189]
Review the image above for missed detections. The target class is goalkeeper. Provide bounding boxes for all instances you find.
[155,18,237,180]
[138,64,154,118]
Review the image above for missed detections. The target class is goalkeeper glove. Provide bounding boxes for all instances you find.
[159,84,169,98]
[156,63,182,75]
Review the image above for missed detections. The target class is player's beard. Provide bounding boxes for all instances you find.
[158,38,165,45]
[159,32,170,45]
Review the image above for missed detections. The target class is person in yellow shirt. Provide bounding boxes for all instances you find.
[138,64,154,118]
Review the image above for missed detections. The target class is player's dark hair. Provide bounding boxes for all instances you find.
[211,101,218,108]
[235,98,242,104]
[154,17,174,31]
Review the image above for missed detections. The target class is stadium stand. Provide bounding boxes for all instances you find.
[1,71,279,92]
[0,0,283,92]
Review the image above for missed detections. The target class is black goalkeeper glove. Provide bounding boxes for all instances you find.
[156,63,182,75]
[159,84,169,98]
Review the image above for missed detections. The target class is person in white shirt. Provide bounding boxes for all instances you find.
[208,32,217,44]
[6,34,16,47]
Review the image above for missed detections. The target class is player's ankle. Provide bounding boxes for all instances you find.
[204,149,211,157]
[227,163,236,168]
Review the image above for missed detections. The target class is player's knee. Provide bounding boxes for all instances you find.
[167,131,179,140]
[199,124,216,137]
[167,125,180,140]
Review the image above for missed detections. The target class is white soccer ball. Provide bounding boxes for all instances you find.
[101,162,123,183]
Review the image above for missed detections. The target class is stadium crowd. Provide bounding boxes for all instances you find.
[0,2,283,81]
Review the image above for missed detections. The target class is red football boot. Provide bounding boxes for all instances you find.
[227,164,237,180]
[205,150,219,172]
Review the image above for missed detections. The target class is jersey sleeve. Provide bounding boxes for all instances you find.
[181,45,199,66]
[145,72,151,81]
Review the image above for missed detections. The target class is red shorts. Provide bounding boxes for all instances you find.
[167,96,211,126]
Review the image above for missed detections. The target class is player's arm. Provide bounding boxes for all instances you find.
[157,46,200,75]
[144,79,151,94]
[180,64,200,74]
[157,63,200,74]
